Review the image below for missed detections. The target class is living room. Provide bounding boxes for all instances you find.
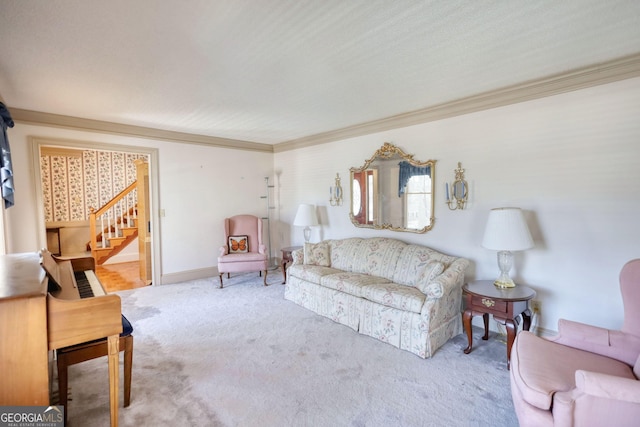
[1,2,639,425]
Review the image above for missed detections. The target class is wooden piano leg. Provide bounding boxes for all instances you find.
[107,334,119,427]
[56,352,70,425]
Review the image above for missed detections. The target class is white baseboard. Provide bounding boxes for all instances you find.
[471,316,556,338]
[161,266,218,285]
[532,325,556,338]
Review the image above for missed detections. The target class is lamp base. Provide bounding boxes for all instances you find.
[494,250,516,288]
[493,276,516,288]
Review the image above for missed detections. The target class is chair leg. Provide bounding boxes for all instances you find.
[123,335,133,407]
[263,270,268,286]
[218,273,224,288]
[55,336,133,423]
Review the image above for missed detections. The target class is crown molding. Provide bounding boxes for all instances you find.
[9,53,640,154]
[11,109,274,153]
[273,53,640,153]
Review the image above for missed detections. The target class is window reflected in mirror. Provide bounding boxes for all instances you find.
[349,142,435,233]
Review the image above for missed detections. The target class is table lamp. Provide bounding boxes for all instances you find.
[293,204,318,243]
[482,207,533,288]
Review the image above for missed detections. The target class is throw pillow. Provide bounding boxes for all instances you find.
[228,235,249,253]
[303,241,330,266]
[415,260,444,294]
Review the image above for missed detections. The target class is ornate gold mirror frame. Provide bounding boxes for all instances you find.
[349,142,436,233]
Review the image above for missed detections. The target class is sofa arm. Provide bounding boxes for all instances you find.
[552,373,640,427]
[419,257,469,322]
[575,370,640,404]
[259,244,267,254]
[427,258,469,299]
[291,248,304,266]
[219,246,228,257]
[550,319,640,366]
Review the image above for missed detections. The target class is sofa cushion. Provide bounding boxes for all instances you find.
[511,331,635,411]
[329,238,365,271]
[304,241,330,266]
[218,252,267,264]
[415,260,445,294]
[287,264,342,284]
[391,245,448,286]
[350,237,406,281]
[361,282,426,314]
[320,272,391,298]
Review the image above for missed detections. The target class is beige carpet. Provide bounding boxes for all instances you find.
[64,273,518,426]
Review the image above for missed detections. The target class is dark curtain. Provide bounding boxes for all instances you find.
[398,161,430,197]
[0,103,15,208]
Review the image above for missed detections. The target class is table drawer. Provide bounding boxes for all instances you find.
[470,295,508,312]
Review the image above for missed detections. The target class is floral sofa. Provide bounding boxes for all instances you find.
[284,237,469,358]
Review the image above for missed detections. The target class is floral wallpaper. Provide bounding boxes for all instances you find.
[41,149,148,222]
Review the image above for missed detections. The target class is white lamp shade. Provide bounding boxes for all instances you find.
[293,204,318,227]
[482,207,533,251]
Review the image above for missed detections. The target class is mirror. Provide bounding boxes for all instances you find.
[350,142,435,233]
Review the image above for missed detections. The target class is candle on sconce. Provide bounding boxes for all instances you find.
[445,183,450,201]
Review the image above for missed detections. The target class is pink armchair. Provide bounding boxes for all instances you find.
[510,259,640,427]
[217,215,268,288]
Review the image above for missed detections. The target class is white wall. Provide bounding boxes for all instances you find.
[5,124,273,283]
[274,77,640,334]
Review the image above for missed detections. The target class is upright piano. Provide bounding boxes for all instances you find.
[0,251,122,427]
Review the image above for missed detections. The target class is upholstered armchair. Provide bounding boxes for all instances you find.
[217,214,268,288]
[510,259,640,427]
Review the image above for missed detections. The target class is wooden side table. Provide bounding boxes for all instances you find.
[281,246,302,284]
[462,280,536,369]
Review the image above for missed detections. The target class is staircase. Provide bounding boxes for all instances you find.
[88,181,140,265]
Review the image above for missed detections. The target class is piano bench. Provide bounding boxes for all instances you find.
[56,317,133,423]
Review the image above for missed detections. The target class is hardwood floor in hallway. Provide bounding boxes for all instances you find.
[95,261,151,293]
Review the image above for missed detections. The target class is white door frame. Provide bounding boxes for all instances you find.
[29,136,162,286]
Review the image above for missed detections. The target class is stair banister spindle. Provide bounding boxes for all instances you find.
[125,196,131,227]
[108,212,112,239]
[114,205,119,237]
[88,180,140,265]
[101,214,106,248]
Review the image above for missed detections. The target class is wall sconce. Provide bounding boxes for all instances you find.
[446,162,468,210]
[330,173,343,206]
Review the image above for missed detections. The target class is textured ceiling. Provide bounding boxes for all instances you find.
[1,0,640,145]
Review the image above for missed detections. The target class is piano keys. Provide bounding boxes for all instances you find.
[75,269,105,298]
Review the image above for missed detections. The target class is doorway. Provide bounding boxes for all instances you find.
[30,136,161,289]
